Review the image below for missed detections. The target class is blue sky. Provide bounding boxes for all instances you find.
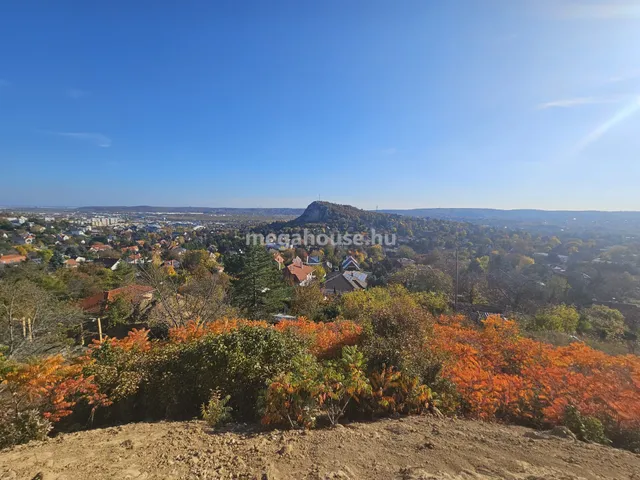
[1,0,640,210]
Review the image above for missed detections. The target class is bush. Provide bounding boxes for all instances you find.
[274,318,362,359]
[317,346,371,426]
[368,366,434,416]
[0,410,52,449]
[580,305,626,340]
[262,346,371,428]
[201,390,233,428]
[563,405,610,445]
[89,326,306,422]
[532,304,580,333]
[432,314,640,444]
[353,286,441,385]
[261,354,322,429]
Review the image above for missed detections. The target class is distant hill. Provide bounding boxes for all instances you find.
[77,206,304,216]
[290,201,401,226]
[273,201,475,240]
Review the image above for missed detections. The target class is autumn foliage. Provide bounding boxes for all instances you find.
[2,355,109,423]
[432,315,640,437]
[2,312,639,450]
[169,317,362,358]
[273,318,362,358]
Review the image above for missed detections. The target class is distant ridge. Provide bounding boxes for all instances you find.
[76,206,304,216]
[381,208,640,223]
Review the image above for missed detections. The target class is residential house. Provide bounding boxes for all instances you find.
[305,255,322,266]
[80,285,155,314]
[90,243,113,253]
[0,254,27,266]
[272,314,298,324]
[64,258,79,269]
[341,256,361,271]
[396,257,416,268]
[125,253,144,264]
[284,256,315,286]
[323,270,368,295]
[94,257,120,270]
[273,252,285,270]
[13,233,35,245]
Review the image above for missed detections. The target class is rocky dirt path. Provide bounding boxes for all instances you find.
[1,416,639,479]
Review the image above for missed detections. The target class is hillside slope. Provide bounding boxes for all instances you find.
[2,416,638,480]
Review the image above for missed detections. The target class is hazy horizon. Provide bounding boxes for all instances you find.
[3,201,640,214]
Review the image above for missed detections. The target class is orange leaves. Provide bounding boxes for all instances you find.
[168,318,268,343]
[92,328,152,352]
[431,314,640,430]
[274,318,362,358]
[167,317,362,359]
[3,355,109,423]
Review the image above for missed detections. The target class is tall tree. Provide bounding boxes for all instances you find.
[232,245,289,320]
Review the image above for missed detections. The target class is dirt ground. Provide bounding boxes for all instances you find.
[1,415,639,480]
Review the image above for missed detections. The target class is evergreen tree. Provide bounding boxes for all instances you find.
[232,245,289,319]
[49,251,65,271]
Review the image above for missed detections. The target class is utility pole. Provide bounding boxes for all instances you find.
[97,317,103,342]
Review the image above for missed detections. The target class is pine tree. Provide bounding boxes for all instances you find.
[232,245,289,319]
[49,251,65,271]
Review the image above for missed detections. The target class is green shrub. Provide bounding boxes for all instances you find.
[563,405,610,445]
[89,326,306,423]
[318,345,371,426]
[532,304,580,333]
[262,346,371,428]
[0,410,52,449]
[261,353,323,429]
[368,366,434,416]
[201,390,233,428]
[606,424,640,453]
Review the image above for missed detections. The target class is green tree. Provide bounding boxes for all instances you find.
[38,249,54,264]
[104,295,135,326]
[290,284,326,321]
[533,304,580,333]
[231,245,289,319]
[48,251,64,271]
[580,305,626,340]
[389,265,453,297]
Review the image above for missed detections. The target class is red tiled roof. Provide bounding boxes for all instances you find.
[80,285,155,313]
[286,262,315,283]
[0,254,27,264]
[91,244,112,251]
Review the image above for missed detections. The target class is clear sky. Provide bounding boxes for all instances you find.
[1,1,640,210]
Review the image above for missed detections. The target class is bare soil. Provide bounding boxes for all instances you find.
[1,416,639,480]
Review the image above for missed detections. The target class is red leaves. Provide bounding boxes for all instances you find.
[432,315,640,430]
[274,318,362,358]
[168,317,362,359]
[3,356,110,423]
